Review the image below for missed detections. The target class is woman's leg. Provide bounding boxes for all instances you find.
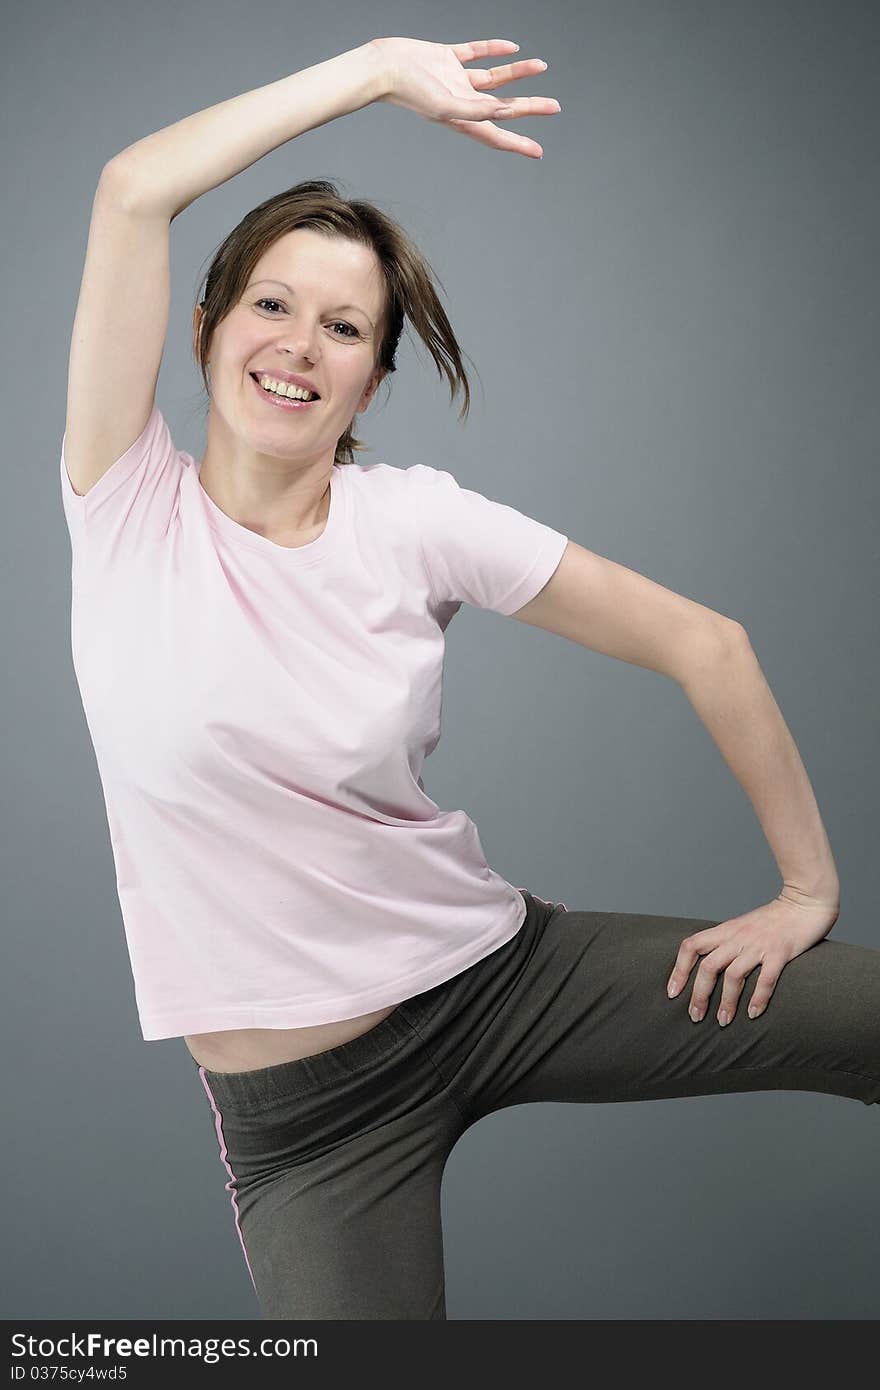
[399,892,880,1121]
[195,891,878,1319]
[195,1007,466,1320]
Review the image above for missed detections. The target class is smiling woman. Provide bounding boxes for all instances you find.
[61,32,568,1102]
[58,30,875,1328]
[191,222,391,535]
[189,178,475,468]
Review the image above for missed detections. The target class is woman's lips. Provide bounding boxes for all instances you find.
[250,374,321,411]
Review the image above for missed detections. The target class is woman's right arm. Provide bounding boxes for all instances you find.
[64,44,389,497]
[64,39,554,499]
[107,36,560,217]
[107,42,390,220]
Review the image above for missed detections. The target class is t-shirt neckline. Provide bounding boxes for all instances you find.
[194,459,346,564]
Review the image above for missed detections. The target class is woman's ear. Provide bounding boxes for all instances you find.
[358,367,387,411]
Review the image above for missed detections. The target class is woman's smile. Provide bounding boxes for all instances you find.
[249,372,323,412]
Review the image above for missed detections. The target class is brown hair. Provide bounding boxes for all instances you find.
[192,179,476,465]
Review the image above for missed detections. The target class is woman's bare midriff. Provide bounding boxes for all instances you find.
[183,1003,399,1073]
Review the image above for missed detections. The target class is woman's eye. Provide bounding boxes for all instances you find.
[255,299,359,338]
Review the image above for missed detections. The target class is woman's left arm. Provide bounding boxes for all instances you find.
[677,627,840,908]
[665,627,840,1023]
[510,540,840,1024]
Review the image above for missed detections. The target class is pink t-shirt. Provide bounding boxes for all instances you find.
[59,404,568,1041]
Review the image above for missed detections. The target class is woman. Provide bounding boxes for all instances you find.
[60,36,878,1320]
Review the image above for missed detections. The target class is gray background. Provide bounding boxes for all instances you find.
[3,0,878,1320]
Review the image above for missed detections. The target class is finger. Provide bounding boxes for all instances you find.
[666,927,724,997]
[716,959,751,1026]
[446,117,544,159]
[448,39,522,63]
[448,93,561,124]
[466,58,551,90]
[688,944,741,1021]
[746,958,785,1019]
[488,97,562,118]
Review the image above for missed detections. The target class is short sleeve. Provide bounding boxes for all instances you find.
[406,464,569,617]
[60,403,184,569]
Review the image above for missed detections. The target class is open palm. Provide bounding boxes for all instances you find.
[370,36,561,159]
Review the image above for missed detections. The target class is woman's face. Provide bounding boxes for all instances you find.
[195,227,388,464]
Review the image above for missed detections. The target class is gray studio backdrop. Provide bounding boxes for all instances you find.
[4,0,878,1320]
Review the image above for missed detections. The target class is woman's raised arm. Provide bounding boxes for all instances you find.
[107,37,560,220]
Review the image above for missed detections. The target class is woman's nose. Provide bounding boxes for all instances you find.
[277,320,320,360]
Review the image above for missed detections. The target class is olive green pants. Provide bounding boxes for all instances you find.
[195,890,879,1319]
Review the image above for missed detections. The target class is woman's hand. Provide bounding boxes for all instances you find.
[368,36,561,159]
[666,888,841,1025]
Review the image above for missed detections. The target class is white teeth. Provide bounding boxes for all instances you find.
[256,374,317,401]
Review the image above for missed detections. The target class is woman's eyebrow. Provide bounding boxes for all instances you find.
[248,278,374,328]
